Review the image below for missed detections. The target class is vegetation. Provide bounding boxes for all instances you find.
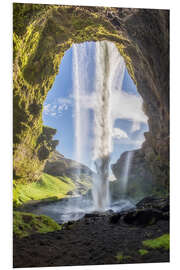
[142,234,169,250]
[138,249,149,256]
[13,173,76,207]
[13,211,61,238]
[13,3,135,184]
[115,252,131,262]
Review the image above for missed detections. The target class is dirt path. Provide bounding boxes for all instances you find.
[13,214,169,268]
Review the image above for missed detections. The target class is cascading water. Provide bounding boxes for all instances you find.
[92,41,112,211]
[72,41,128,211]
[72,43,91,178]
[92,41,127,211]
[121,151,134,195]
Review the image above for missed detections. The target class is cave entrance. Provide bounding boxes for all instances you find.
[43,41,149,174]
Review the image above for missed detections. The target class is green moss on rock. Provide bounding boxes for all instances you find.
[13,3,135,184]
[138,249,149,256]
[115,252,131,262]
[142,234,169,250]
[13,211,61,238]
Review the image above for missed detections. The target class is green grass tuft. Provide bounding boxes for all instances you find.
[138,249,149,256]
[115,252,131,262]
[142,234,169,250]
[13,211,61,238]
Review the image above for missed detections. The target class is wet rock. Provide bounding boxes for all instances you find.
[123,208,163,226]
[84,212,103,218]
[67,191,73,196]
[109,213,121,224]
[161,212,169,221]
[84,210,114,219]
[136,196,169,212]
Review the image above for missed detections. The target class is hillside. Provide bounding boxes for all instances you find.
[44,150,94,193]
[13,151,94,207]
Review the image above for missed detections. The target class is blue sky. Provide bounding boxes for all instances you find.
[43,41,149,170]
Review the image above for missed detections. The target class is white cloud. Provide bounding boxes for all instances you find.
[43,104,51,115]
[113,131,146,150]
[111,89,148,125]
[112,128,128,139]
[131,121,141,132]
[58,103,68,113]
[57,97,72,105]
[43,96,72,117]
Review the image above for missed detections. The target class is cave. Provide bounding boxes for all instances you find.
[13,4,169,193]
[13,3,170,267]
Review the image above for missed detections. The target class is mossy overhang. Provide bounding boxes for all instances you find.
[13,4,169,187]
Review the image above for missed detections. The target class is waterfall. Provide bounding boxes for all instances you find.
[92,41,126,211]
[92,41,112,211]
[121,151,134,195]
[72,41,127,210]
[72,43,91,178]
[72,44,81,171]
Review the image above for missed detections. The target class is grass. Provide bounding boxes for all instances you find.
[13,173,76,207]
[115,252,131,262]
[13,211,61,238]
[138,249,149,256]
[142,234,169,250]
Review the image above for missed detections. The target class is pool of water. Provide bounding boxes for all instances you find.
[25,197,135,224]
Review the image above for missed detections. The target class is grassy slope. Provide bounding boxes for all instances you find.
[13,173,76,207]
[13,211,61,238]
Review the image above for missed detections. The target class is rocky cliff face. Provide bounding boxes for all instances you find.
[111,149,155,201]
[13,4,169,191]
[44,150,94,195]
[44,150,94,181]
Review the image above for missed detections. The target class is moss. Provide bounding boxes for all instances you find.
[13,4,135,184]
[13,211,61,238]
[115,252,131,262]
[13,173,76,207]
[142,234,169,250]
[138,249,149,256]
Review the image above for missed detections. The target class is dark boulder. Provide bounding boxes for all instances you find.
[109,213,122,224]
[123,208,163,226]
[136,196,169,212]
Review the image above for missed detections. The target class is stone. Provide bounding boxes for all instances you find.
[123,208,163,226]
[109,213,122,224]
